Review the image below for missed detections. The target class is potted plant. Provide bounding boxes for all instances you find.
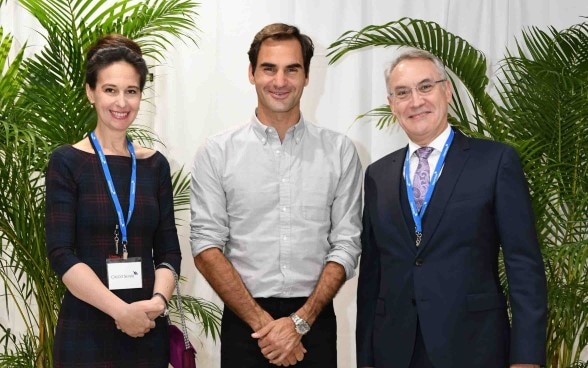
[0,1,221,367]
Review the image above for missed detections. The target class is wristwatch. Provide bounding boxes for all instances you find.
[289,313,310,335]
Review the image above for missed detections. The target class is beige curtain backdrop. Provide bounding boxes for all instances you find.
[1,0,587,367]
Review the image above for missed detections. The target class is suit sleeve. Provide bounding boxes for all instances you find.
[495,146,547,365]
[356,165,381,367]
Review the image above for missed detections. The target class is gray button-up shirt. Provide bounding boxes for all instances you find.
[190,114,362,298]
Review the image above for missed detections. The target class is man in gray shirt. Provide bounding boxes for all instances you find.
[190,23,362,367]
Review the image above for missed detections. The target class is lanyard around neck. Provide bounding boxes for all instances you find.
[90,131,137,247]
[404,129,454,242]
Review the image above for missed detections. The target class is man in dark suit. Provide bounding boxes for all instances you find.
[356,49,547,368]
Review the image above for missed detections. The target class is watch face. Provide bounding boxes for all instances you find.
[295,320,310,335]
[291,313,310,335]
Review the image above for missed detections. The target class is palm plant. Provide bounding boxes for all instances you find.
[0,25,44,368]
[328,17,588,368]
[0,1,221,367]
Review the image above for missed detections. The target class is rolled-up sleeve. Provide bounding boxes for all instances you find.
[325,137,363,279]
[190,139,230,256]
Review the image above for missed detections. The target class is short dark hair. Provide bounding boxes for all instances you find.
[85,34,149,91]
[247,23,314,77]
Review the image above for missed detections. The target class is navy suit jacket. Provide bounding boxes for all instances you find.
[356,128,547,368]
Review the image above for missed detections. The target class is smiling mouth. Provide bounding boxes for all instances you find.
[410,111,430,119]
[111,111,129,119]
[270,90,289,99]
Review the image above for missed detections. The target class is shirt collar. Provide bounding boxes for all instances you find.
[250,110,306,145]
[407,124,452,157]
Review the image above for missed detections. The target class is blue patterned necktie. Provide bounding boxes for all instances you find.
[413,147,434,211]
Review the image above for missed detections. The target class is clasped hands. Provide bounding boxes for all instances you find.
[251,316,307,367]
[114,296,166,338]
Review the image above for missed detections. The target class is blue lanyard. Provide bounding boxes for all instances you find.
[90,131,137,253]
[404,129,454,245]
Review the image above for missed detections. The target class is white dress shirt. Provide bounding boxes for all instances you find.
[406,124,452,181]
[190,113,363,298]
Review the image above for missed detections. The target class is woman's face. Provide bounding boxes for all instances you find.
[86,61,142,133]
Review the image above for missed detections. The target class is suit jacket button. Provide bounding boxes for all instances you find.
[415,258,423,266]
[411,298,416,306]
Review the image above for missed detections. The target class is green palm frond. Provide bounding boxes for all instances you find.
[497,21,588,280]
[543,240,588,365]
[112,0,200,60]
[0,328,37,367]
[355,104,394,130]
[0,28,26,119]
[328,17,499,136]
[0,120,57,366]
[128,124,163,147]
[13,0,199,147]
[171,167,191,218]
[170,293,222,341]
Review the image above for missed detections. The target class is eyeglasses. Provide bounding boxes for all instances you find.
[389,79,447,101]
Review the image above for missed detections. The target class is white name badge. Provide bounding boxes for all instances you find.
[106,257,143,290]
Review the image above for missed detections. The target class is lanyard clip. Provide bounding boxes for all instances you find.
[415,231,422,247]
[114,224,120,254]
[122,240,128,259]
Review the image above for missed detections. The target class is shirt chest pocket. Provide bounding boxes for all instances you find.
[301,175,334,221]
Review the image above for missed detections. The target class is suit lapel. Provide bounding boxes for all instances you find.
[382,147,418,253]
[417,129,470,254]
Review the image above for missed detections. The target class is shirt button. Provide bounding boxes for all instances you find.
[281,178,287,183]
[415,258,424,266]
[283,236,288,240]
[282,207,287,212]
[275,150,281,154]
[282,265,287,269]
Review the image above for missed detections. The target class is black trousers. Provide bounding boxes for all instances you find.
[220,297,337,368]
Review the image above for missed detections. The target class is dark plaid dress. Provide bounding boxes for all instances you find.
[45,145,182,368]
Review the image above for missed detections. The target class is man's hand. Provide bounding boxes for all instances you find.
[267,343,306,367]
[251,317,306,365]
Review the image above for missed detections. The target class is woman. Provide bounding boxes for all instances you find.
[45,34,181,367]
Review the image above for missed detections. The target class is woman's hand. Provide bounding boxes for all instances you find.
[114,302,158,337]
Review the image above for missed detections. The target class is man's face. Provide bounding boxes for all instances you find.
[387,58,451,146]
[249,38,308,123]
